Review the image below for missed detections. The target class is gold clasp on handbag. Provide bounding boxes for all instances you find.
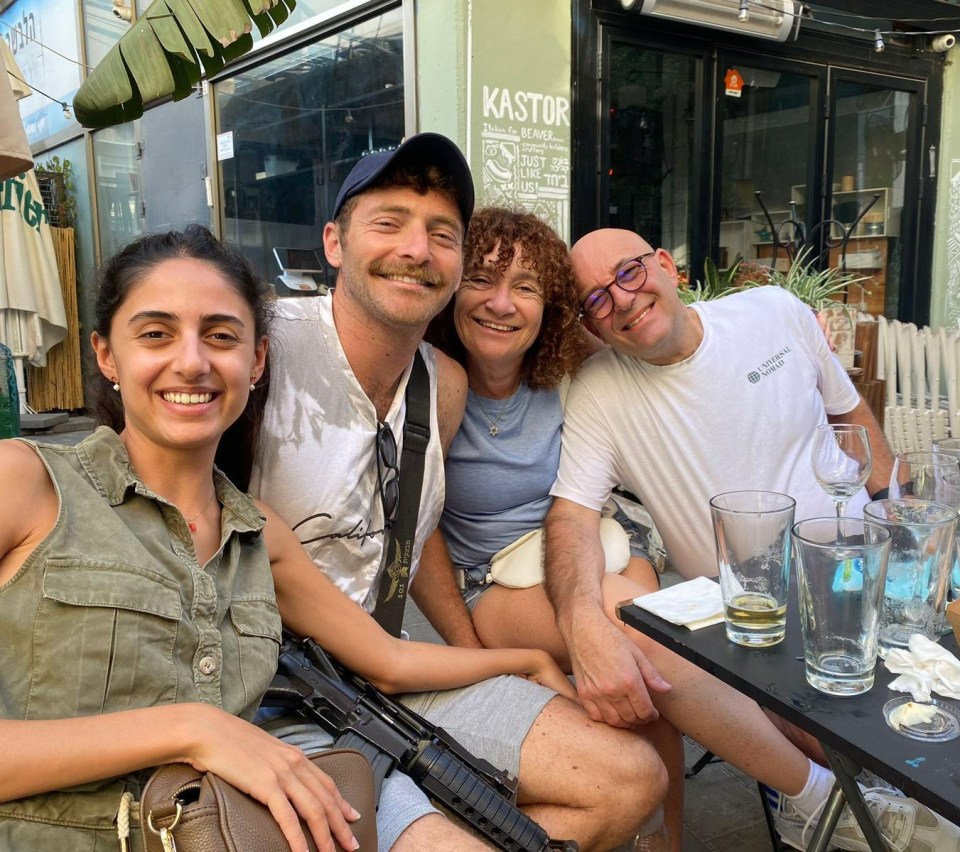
[147,802,182,852]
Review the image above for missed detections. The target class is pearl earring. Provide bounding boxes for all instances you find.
[250,383,256,391]
[111,378,120,392]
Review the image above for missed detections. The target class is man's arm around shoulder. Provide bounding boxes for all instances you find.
[409,348,484,647]
[435,348,468,455]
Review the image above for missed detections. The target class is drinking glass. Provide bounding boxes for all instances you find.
[863,499,957,654]
[710,491,795,647]
[889,451,960,505]
[931,439,960,605]
[792,517,891,696]
[811,424,872,518]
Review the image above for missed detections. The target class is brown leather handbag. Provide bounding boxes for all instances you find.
[139,749,378,851]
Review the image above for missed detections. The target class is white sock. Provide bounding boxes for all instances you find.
[789,761,835,817]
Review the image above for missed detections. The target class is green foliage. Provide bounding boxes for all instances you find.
[681,248,868,313]
[37,156,77,228]
[679,255,743,304]
[739,247,869,313]
[73,0,297,129]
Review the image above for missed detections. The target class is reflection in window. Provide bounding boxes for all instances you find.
[718,67,812,273]
[830,83,910,317]
[215,8,405,290]
[83,0,130,68]
[93,123,143,260]
[609,46,696,277]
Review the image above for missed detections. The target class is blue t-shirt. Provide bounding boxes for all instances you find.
[441,384,562,583]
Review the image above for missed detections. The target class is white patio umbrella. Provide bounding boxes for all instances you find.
[0,41,67,412]
[0,40,32,180]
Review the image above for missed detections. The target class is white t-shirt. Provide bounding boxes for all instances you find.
[551,287,864,579]
[250,294,445,612]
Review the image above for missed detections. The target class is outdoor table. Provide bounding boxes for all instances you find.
[617,595,960,852]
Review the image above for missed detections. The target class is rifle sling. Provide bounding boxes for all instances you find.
[372,349,430,637]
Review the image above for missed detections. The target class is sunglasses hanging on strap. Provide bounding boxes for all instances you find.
[373,349,430,637]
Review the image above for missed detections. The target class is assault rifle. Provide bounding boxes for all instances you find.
[271,633,578,852]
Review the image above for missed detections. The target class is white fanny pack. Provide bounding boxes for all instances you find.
[486,517,631,589]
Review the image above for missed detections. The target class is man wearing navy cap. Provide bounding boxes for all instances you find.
[251,134,667,850]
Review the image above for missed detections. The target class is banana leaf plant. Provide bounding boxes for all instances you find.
[74,0,296,129]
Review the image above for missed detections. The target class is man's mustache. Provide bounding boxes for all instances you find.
[369,261,447,289]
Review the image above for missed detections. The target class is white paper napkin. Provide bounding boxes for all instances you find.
[630,576,725,630]
[883,634,960,702]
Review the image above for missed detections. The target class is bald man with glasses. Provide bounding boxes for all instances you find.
[546,227,892,731]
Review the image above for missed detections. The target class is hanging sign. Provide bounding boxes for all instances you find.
[724,68,744,98]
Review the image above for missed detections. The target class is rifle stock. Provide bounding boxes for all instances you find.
[275,634,578,852]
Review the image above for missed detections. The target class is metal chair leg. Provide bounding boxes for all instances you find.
[757,782,787,852]
[685,749,723,778]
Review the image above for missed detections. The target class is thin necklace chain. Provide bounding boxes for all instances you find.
[476,395,508,437]
[474,381,521,437]
[182,489,217,532]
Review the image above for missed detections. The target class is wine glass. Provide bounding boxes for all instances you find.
[889,451,960,505]
[811,423,872,518]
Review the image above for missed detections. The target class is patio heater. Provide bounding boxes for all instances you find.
[620,0,803,43]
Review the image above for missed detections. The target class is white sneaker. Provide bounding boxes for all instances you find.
[772,784,960,851]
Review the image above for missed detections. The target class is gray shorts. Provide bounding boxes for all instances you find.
[259,674,556,849]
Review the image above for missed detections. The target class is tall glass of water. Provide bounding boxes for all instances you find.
[812,424,872,518]
[930,439,960,605]
[792,518,891,695]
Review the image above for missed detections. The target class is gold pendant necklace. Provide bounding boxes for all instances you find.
[183,490,216,533]
[477,396,508,437]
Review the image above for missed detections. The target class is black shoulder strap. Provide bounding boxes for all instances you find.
[373,349,430,636]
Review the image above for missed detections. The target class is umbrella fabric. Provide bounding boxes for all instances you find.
[0,169,67,367]
[0,41,33,181]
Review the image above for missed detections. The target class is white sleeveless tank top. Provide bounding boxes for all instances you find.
[250,294,445,611]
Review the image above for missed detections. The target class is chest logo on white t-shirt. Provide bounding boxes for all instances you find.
[747,345,793,384]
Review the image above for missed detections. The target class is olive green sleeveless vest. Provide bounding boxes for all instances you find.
[0,429,278,851]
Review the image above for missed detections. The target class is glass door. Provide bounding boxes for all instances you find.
[604,39,700,282]
[824,72,924,319]
[715,58,821,279]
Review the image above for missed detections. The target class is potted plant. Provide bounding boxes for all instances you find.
[680,248,868,314]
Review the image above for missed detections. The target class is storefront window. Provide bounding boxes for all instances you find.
[215,6,405,288]
[1,0,81,146]
[828,80,912,317]
[718,66,814,275]
[92,122,142,259]
[608,45,696,277]
[268,0,345,34]
[38,136,99,381]
[83,0,130,68]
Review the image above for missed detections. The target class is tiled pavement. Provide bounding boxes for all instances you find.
[30,418,777,851]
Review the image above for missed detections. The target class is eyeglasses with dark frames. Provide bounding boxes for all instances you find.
[376,421,400,528]
[581,251,657,320]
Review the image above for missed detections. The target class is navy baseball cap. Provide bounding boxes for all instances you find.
[332,132,475,228]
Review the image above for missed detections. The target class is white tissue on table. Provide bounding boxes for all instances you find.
[883,634,960,702]
[630,576,725,630]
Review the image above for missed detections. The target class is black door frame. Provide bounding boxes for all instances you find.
[574,0,945,323]
[710,50,826,267]
[823,68,930,323]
